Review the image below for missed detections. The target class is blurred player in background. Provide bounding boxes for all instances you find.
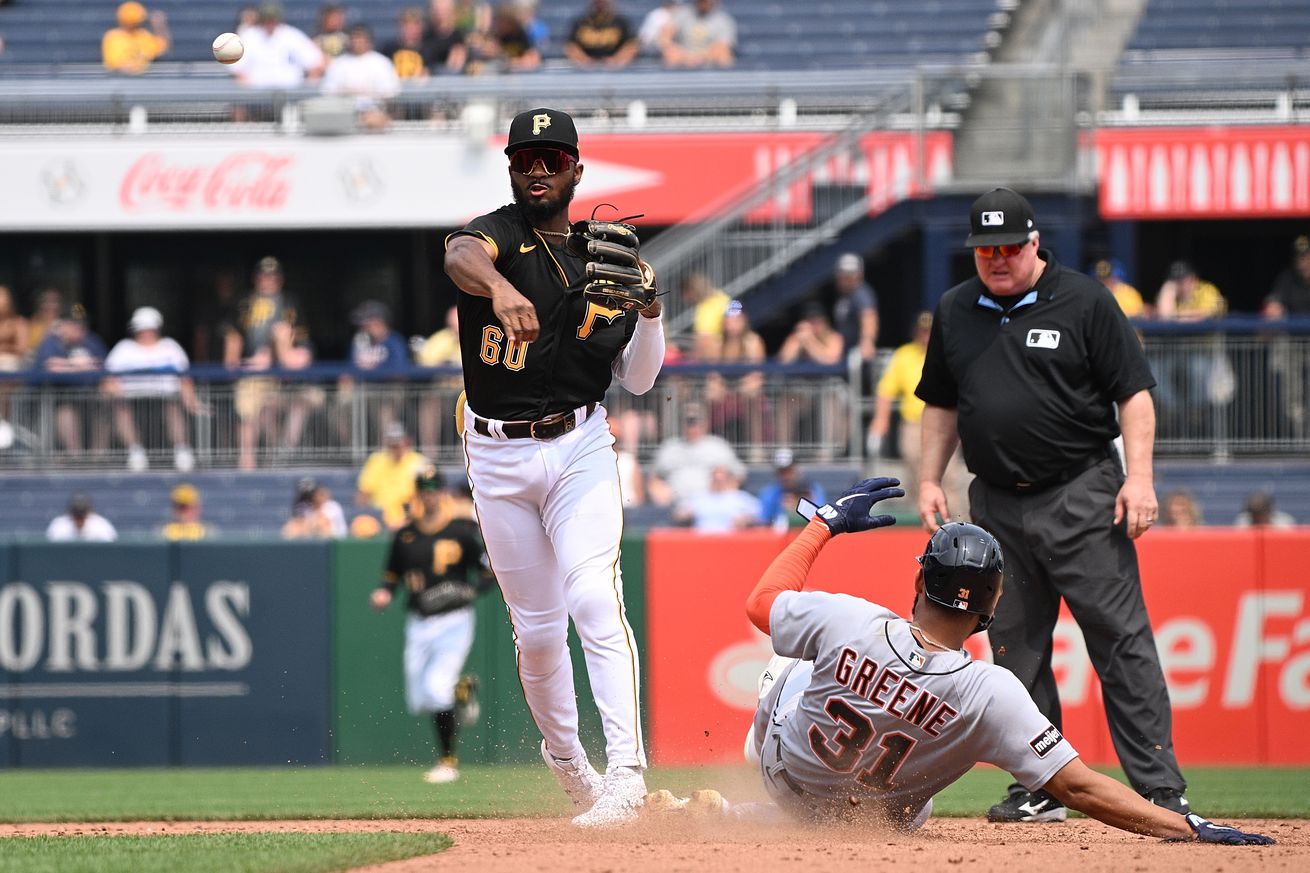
[647,477,1273,847]
[371,467,494,783]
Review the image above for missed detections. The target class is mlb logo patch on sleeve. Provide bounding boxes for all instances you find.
[1026,329,1061,349]
[1029,725,1065,758]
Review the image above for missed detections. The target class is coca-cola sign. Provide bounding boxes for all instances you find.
[119,152,294,212]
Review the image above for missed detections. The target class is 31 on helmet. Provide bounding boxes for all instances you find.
[917,522,1005,634]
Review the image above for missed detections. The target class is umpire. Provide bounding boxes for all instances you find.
[914,188,1188,823]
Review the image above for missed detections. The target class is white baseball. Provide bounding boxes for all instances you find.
[212,32,245,65]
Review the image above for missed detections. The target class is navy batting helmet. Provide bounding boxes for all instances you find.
[917,522,1004,633]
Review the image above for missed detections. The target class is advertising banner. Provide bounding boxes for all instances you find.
[0,130,951,230]
[646,528,1310,766]
[1095,126,1310,219]
[0,542,331,767]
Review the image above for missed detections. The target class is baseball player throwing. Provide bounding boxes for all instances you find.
[444,107,664,827]
[650,477,1273,846]
[371,467,494,784]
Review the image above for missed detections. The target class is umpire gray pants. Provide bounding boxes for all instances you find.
[970,457,1186,794]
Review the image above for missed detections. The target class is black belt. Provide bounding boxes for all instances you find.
[472,402,596,441]
[1007,445,1116,494]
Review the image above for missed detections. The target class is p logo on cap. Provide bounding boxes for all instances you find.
[532,113,551,135]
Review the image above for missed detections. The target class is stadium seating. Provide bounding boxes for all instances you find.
[2,460,1306,539]
[1113,0,1310,110]
[0,0,1006,71]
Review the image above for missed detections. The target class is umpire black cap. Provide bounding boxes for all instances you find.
[918,522,1004,633]
[504,108,580,158]
[965,187,1036,247]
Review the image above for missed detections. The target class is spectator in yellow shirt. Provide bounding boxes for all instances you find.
[161,483,213,541]
[1090,258,1146,319]
[103,2,171,74]
[867,312,968,515]
[681,271,730,360]
[356,422,430,529]
[1155,260,1226,321]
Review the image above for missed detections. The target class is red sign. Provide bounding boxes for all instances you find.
[573,131,953,226]
[1095,126,1310,219]
[119,152,294,213]
[646,527,1310,766]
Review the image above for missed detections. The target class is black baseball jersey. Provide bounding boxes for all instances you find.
[914,250,1155,488]
[447,204,639,421]
[383,516,492,617]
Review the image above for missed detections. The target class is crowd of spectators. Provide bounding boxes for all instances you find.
[98,1,741,99]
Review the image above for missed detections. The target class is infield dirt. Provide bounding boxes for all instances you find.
[1,817,1305,873]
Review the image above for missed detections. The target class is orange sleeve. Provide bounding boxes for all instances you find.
[746,519,832,634]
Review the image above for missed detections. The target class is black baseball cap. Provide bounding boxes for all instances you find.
[504,108,580,159]
[965,187,1037,247]
[415,466,445,492]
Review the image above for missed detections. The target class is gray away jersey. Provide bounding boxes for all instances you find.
[764,590,1078,818]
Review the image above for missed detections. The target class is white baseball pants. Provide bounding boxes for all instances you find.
[404,607,476,714]
[463,403,645,769]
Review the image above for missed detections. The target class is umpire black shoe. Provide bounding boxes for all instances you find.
[1144,786,1190,815]
[986,788,1068,823]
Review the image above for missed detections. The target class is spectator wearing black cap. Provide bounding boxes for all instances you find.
[224,256,315,469]
[1265,235,1310,320]
[34,303,109,455]
[915,187,1187,823]
[1262,236,1310,437]
[47,493,117,542]
[283,476,348,538]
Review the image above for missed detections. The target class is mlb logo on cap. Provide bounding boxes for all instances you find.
[966,187,1037,247]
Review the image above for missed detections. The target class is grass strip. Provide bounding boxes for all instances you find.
[0,832,452,873]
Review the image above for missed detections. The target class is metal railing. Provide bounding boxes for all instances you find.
[3,328,1310,472]
[0,361,859,471]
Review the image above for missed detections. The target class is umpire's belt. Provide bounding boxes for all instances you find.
[1006,445,1116,494]
[473,402,597,441]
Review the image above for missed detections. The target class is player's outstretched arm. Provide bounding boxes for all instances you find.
[445,236,539,343]
[1042,759,1274,844]
[745,477,902,634]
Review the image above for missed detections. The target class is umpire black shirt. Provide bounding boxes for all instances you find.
[914,249,1156,489]
[448,204,639,421]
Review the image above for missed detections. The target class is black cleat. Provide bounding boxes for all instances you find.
[1144,786,1190,816]
[987,788,1068,823]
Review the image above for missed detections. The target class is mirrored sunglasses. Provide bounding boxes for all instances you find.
[508,148,577,176]
[974,242,1028,258]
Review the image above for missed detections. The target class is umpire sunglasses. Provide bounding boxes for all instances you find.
[973,241,1030,259]
[509,147,577,176]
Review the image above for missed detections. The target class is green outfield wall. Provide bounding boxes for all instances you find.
[329,535,649,766]
[0,537,648,769]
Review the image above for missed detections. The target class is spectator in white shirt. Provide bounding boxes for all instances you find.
[103,306,198,472]
[671,465,761,533]
[47,494,118,542]
[321,24,401,130]
[638,0,678,56]
[228,2,326,89]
